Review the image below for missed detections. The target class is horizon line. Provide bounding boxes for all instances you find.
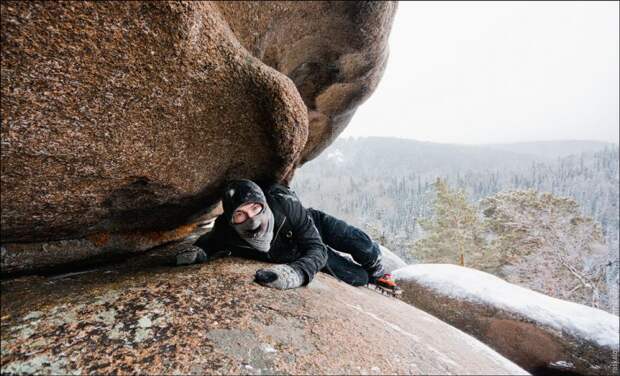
[336,135,620,146]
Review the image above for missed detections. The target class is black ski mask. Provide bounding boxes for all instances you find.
[222,179,274,252]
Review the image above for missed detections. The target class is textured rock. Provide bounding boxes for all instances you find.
[1,250,527,375]
[0,1,396,272]
[215,2,396,163]
[394,264,620,376]
[0,221,205,276]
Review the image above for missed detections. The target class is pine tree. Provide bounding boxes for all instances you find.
[411,178,486,266]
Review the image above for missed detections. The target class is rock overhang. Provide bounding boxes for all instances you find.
[1,1,397,273]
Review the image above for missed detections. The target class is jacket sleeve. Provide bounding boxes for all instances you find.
[193,216,231,259]
[277,193,328,285]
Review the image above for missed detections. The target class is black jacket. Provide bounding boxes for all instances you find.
[194,184,328,284]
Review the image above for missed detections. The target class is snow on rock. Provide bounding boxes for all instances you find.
[394,264,620,376]
[394,264,619,347]
[379,245,407,273]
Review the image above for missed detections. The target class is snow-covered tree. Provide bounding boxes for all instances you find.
[292,138,618,311]
[481,190,610,310]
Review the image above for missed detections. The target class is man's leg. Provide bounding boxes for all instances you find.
[323,245,370,286]
[308,208,384,279]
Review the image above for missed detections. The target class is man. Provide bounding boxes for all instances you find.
[177,179,399,292]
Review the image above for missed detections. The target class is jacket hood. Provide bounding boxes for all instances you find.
[221,179,267,224]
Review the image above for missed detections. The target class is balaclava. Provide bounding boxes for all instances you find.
[222,179,274,252]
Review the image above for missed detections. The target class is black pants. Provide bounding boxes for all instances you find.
[308,208,383,286]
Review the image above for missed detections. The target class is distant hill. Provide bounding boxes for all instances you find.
[299,137,617,178]
[293,136,618,261]
[481,140,618,159]
[304,137,534,177]
[293,136,619,315]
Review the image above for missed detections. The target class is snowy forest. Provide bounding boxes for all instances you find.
[292,137,619,314]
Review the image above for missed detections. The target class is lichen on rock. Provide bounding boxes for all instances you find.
[0,248,527,375]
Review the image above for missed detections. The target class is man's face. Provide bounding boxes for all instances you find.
[232,202,263,224]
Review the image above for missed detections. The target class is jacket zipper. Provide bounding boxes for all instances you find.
[274,217,287,240]
[267,217,287,261]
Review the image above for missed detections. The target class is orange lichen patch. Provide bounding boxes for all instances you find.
[102,222,203,251]
[139,223,198,243]
[87,232,111,247]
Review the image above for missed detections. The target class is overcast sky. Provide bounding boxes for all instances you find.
[339,1,620,145]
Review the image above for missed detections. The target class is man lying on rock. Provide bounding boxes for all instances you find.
[176,179,400,293]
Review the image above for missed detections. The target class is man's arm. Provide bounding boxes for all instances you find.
[176,217,229,265]
[278,193,328,285]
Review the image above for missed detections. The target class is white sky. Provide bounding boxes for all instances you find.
[340,1,620,144]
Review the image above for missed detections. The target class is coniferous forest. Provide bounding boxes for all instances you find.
[293,137,619,313]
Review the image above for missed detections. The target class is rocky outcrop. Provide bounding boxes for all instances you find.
[393,264,620,376]
[1,250,528,375]
[0,1,396,271]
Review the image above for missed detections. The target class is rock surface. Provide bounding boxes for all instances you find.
[1,250,527,375]
[394,264,620,376]
[0,1,396,270]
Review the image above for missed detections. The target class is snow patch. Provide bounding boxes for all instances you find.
[378,245,407,273]
[261,343,277,353]
[393,264,620,348]
[550,360,575,369]
[326,149,345,164]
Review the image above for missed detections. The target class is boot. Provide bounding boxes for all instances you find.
[370,273,402,296]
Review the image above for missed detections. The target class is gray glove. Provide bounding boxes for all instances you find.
[176,245,208,265]
[254,264,305,290]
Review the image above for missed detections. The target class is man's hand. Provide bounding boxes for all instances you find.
[176,245,208,265]
[254,264,304,290]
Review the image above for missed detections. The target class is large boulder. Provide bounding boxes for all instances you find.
[0,252,527,375]
[0,1,396,271]
[393,264,620,376]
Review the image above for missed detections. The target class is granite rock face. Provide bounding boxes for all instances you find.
[215,1,396,163]
[394,264,620,376]
[0,1,396,271]
[0,251,527,375]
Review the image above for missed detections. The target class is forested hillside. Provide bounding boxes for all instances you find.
[292,137,619,312]
[293,137,617,242]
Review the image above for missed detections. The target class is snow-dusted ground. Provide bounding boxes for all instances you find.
[393,264,620,349]
[378,245,407,273]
